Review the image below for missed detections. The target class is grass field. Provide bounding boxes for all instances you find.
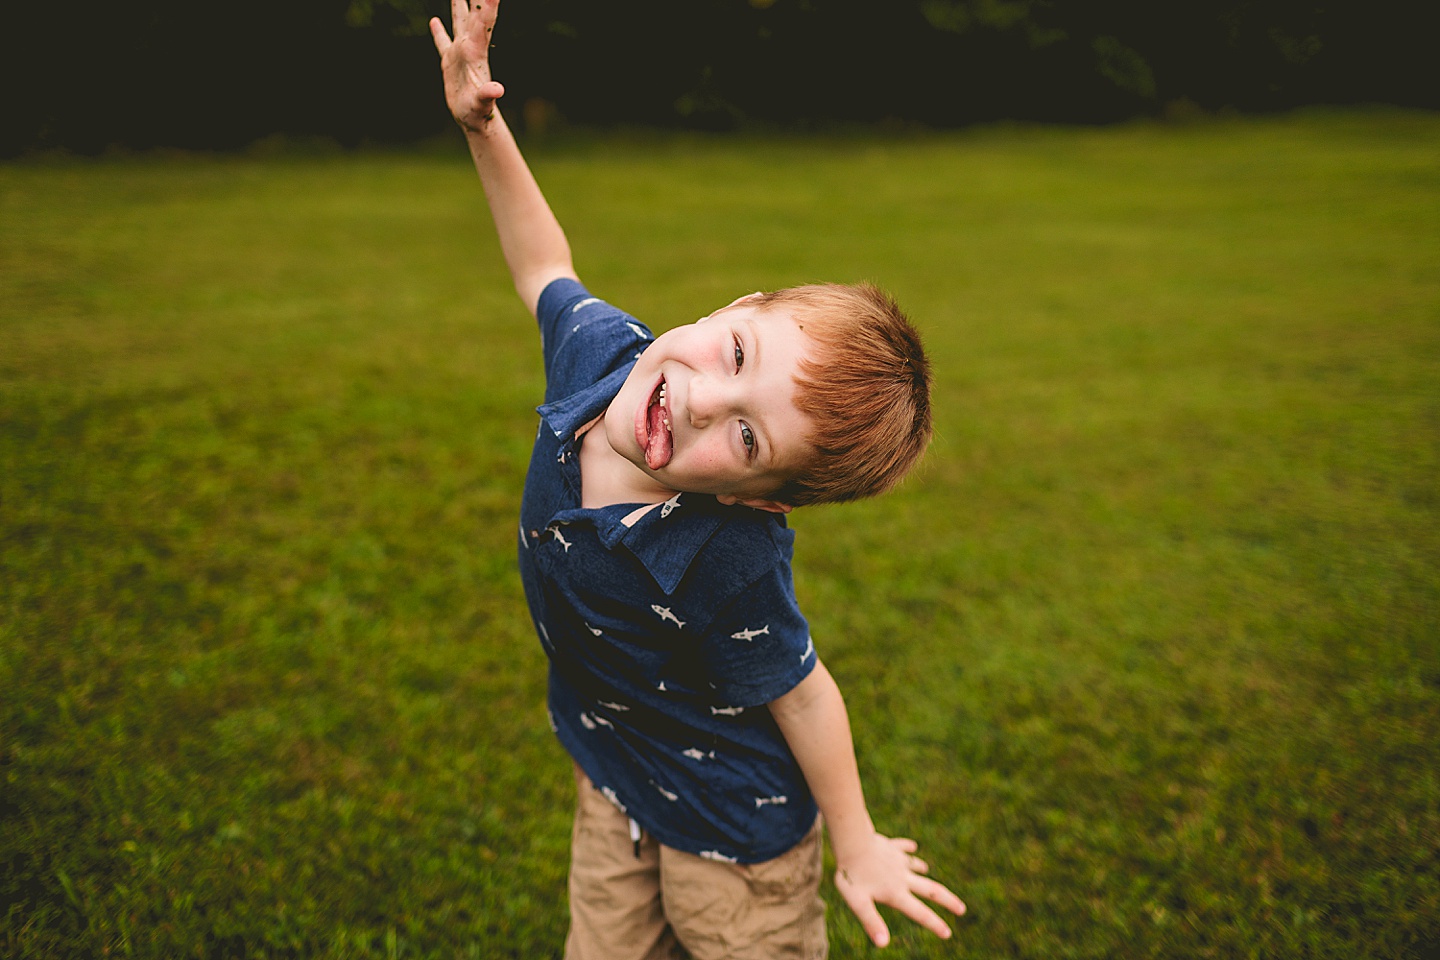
[2,109,1438,958]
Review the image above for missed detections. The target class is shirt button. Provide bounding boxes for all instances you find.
[529,530,540,538]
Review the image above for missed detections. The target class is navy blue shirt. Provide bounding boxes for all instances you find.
[518,279,819,863]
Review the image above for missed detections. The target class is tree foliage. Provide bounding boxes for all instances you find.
[1,0,1435,153]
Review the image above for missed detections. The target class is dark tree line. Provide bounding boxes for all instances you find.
[2,0,1435,155]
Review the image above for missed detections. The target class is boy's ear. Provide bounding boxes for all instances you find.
[716,493,793,514]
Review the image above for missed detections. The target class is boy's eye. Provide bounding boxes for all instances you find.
[733,336,745,372]
[739,422,755,455]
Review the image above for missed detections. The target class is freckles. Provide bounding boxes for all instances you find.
[686,440,732,477]
[690,447,725,471]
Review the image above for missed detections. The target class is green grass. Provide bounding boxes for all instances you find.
[3,109,1438,958]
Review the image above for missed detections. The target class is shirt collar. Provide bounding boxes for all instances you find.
[619,493,730,595]
[549,492,731,596]
[536,363,634,445]
[537,359,737,596]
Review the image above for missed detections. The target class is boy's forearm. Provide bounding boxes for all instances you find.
[463,109,576,316]
[768,661,877,867]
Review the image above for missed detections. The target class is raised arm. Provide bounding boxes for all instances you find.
[769,660,966,949]
[431,0,577,316]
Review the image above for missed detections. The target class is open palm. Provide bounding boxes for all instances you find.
[430,0,506,131]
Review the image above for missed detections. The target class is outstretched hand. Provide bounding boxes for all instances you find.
[835,832,967,949]
[430,0,506,132]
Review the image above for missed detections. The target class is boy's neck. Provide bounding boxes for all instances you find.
[577,413,677,512]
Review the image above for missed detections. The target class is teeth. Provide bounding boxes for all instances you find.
[658,384,667,408]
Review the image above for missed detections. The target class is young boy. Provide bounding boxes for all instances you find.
[432,2,966,955]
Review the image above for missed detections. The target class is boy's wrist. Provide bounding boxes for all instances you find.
[825,810,879,867]
[458,107,499,137]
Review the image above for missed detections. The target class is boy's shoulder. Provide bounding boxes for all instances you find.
[536,278,654,403]
[537,278,652,352]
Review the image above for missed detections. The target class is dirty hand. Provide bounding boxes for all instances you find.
[430,0,506,132]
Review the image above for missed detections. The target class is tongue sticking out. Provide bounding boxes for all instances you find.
[645,382,673,469]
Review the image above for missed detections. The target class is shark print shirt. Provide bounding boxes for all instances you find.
[517,279,819,863]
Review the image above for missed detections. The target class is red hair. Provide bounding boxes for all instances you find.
[760,283,932,506]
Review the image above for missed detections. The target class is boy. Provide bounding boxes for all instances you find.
[431,2,966,955]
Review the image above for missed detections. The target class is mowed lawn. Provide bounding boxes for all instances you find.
[2,109,1437,958]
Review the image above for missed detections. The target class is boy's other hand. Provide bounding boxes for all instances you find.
[430,0,506,132]
[835,832,967,948]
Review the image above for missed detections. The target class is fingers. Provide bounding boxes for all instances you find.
[836,835,966,946]
[429,17,451,54]
[887,837,926,874]
[916,875,968,918]
[477,0,501,35]
[456,0,497,51]
[893,892,954,941]
[846,893,893,948]
[466,78,505,103]
[836,870,892,948]
[888,837,928,873]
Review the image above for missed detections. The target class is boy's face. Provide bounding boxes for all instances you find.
[604,295,816,511]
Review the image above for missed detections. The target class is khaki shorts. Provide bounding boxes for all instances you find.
[565,766,827,960]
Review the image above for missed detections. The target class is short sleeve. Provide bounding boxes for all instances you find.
[535,278,653,403]
[701,565,816,708]
[536,277,591,356]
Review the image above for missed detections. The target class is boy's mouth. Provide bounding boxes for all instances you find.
[639,375,673,469]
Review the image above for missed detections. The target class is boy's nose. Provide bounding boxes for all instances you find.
[685,374,728,428]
